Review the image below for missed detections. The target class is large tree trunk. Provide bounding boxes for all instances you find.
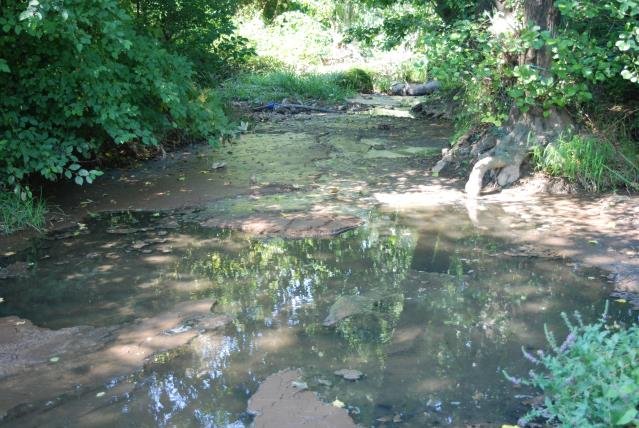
[464,0,572,197]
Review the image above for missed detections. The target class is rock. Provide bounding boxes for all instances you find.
[0,299,223,419]
[0,261,30,280]
[323,289,393,326]
[194,314,233,331]
[247,369,356,428]
[210,162,227,170]
[334,369,363,381]
[323,295,371,326]
[106,227,146,235]
[0,316,113,379]
[199,213,363,239]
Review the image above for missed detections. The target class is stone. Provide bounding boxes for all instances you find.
[247,369,356,428]
[334,369,363,381]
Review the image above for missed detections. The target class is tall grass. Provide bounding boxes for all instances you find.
[532,134,639,191]
[0,192,47,234]
[219,70,355,105]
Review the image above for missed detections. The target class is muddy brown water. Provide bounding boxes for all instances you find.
[0,209,635,427]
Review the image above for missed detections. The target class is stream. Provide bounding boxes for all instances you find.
[0,95,637,427]
[0,208,634,427]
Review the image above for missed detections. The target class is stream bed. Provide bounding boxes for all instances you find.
[0,207,635,427]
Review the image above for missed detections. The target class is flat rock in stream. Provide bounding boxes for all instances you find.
[0,317,114,379]
[0,299,231,420]
[199,213,362,238]
[247,369,356,428]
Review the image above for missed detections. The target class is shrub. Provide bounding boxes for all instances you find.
[506,307,639,427]
[336,68,374,93]
[0,0,230,193]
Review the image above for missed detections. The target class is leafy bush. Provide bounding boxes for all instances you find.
[336,68,374,93]
[506,308,639,427]
[127,0,255,81]
[532,134,639,191]
[0,0,230,192]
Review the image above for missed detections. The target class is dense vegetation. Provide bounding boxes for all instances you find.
[351,0,639,192]
[0,0,238,200]
[1,0,638,210]
[507,307,639,427]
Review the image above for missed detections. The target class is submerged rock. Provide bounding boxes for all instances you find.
[323,295,373,326]
[334,369,363,381]
[199,213,363,239]
[247,369,356,428]
[0,261,30,280]
[323,289,395,327]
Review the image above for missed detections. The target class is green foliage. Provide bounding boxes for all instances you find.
[241,55,290,74]
[422,0,639,113]
[507,308,639,427]
[336,68,374,93]
[220,71,354,104]
[532,134,639,191]
[237,10,334,68]
[125,0,254,81]
[0,0,230,190]
[0,192,47,234]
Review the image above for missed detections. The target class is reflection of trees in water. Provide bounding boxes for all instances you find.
[184,220,417,349]
[125,212,610,427]
[136,219,418,426]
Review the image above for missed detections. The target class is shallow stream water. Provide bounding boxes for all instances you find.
[0,207,635,427]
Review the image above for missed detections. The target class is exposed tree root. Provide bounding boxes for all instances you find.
[461,108,573,197]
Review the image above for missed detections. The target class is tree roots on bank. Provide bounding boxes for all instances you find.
[435,108,574,197]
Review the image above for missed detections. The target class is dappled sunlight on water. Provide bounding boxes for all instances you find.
[0,207,635,427]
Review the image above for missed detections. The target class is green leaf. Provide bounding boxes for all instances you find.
[74,176,84,186]
[616,408,637,425]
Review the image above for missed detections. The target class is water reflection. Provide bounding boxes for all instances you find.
[0,209,631,427]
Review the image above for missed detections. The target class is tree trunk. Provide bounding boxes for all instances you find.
[521,0,558,71]
[464,0,572,197]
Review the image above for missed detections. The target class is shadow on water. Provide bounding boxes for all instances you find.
[0,207,635,427]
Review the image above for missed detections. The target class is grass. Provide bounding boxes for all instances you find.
[219,70,355,105]
[0,191,47,234]
[532,134,639,192]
